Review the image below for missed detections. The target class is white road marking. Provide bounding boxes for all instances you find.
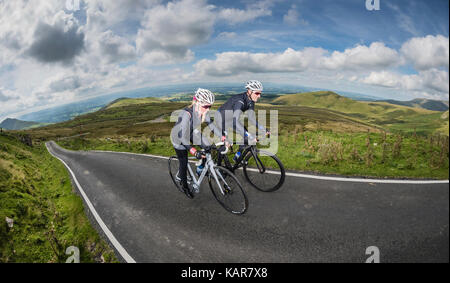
[91,150,449,184]
[46,143,136,263]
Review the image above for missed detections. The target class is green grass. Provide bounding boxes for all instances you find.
[56,128,449,179]
[0,133,118,262]
[24,93,449,180]
[7,91,447,262]
[273,91,448,135]
[106,97,163,109]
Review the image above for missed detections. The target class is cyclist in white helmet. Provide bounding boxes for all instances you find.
[171,88,227,198]
[215,80,270,161]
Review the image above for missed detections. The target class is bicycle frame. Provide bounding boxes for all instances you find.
[187,152,229,195]
[217,145,267,174]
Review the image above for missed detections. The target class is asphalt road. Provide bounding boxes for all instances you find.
[46,141,449,263]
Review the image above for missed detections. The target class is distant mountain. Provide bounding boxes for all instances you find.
[375,98,449,111]
[271,90,446,135]
[16,83,315,123]
[14,82,419,124]
[0,118,40,130]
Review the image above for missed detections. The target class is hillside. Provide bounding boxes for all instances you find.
[26,94,386,142]
[22,96,448,179]
[376,98,449,111]
[105,97,163,109]
[0,132,117,262]
[0,118,40,130]
[436,110,449,135]
[15,83,314,124]
[273,91,447,135]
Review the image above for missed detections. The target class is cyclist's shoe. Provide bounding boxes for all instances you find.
[176,172,192,184]
[182,185,194,199]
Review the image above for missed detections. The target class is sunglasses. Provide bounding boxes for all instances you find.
[253,92,262,96]
[201,104,212,109]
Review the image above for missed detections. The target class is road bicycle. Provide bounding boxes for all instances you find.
[169,142,248,215]
[213,137,285,192]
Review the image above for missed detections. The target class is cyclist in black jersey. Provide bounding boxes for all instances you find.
[170,88,227,198]
[215,80,271,160]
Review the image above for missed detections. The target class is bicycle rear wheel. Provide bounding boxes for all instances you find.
[243,149,285,192]
[168,156,188,194]
[208,166,248,215]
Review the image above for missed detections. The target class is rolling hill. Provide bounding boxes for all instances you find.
[20,93,448,180]
[105,97,163,109]
[272,91,447,135]
[24,91,449,142]
[376,98,449,111]
[0,118,41,130]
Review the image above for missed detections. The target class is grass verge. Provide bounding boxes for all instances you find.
[0,132,118,262]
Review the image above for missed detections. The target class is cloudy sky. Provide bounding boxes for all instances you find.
[0,0,448,120]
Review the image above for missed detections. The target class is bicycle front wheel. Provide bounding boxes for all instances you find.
[208,166,248,215]
[243,150,285,192]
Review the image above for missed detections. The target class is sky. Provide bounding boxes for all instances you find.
[0,0,449,121]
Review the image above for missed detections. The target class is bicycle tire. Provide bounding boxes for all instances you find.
[168,156,187,194]
[243,149,285,192]
[208,166,248,215]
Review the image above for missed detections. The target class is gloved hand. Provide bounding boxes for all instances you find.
[190,147,204,159]
[195,151,205,159]
[221,136,231,148]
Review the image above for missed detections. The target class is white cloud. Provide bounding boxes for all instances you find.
[1,0,448,119]
[85,0,161,31]
[0,88,18,102]
[194,47,327,76]
[26,12,85,64]
[361,69,449,99]
[420,68,449,94]
[195,42,399,75]
[320,42,401,71]
[94,30,136,64]
[217,0,273,25]
[0,0,76,63]
[283,5,307,26]
[400,35,449,71]
[217,9,253,24]
[136,0,215,64]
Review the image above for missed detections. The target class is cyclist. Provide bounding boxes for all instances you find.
[171,88,227,199]
[215,80,270,161]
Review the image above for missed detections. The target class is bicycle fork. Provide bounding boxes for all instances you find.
[208,160,229,196]
[251,147,266,174]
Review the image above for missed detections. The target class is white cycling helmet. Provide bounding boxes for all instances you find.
[194,88,215,105]
[245,80,263,91]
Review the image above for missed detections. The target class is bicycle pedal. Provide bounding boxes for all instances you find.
[192,186,200,194]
